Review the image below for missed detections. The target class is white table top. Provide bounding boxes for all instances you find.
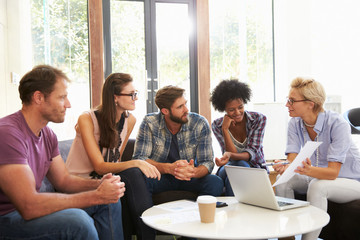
[141,197,329,240]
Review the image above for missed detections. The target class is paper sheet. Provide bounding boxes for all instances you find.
[154,200,197,212]
[272,141,322,187]
[142,200,200,226]
[141,211,200,226]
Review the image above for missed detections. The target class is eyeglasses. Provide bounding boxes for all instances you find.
[117,91,138,101]
[286,98,310,106]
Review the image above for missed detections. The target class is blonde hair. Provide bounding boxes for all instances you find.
[290,77,326,113]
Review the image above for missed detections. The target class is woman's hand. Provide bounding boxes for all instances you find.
[215,152,231,167]
[222,115,235,131]
[295,158,312,176]
[294,160,341,180]
[272,159,290,175]
[134,160,161,180]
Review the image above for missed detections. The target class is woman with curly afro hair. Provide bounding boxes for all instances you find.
[210,79,267,196]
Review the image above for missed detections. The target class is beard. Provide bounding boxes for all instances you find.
[169,111,188,124]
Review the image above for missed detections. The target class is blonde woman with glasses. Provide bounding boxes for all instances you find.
[273,77,360,240]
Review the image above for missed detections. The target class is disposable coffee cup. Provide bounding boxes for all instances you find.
[197,195,217,223]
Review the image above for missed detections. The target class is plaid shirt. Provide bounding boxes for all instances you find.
[212,111,266,169]
[133,112,214,173]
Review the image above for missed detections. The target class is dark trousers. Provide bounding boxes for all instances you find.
[118,168,156,240]
[146,173,224,196]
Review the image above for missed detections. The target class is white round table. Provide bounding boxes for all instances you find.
[142,197,329,240]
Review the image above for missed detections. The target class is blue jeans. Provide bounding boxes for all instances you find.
[217,160,250,196]
[146,173,223,197]
[0,202,123,240]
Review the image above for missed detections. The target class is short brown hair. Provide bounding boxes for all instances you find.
[18,65,70,105]
[155,85,185,111]
[290,77,326,113]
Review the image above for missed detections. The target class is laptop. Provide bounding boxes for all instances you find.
[225,165,310,211]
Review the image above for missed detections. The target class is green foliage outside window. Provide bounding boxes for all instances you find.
[30,0,89,83]
[110,1,145,82]
[210,0,274,102]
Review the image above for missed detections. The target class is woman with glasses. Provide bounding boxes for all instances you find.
[66,73,160,240]
[210,79,267,196]
[273,77,360,240]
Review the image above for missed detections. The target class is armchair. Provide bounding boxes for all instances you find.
[343,107,360,134]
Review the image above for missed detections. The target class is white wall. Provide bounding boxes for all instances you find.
[0,0,8,117]
[256,0,360,159]
[274,0,360,113]
[253,102,288,160]
[0,0,32,118]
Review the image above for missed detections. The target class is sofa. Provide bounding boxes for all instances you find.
[295,193,360,240]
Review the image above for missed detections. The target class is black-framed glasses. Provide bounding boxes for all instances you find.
[286,98,310,106]
[117,91,138,101]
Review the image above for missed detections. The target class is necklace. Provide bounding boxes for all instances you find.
[315,136,319,167]
[303,120,315,128]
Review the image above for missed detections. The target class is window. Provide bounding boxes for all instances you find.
[30,0,90,140]
[209,0,274,119]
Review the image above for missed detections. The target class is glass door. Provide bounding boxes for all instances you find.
[104,0,197,120]
[155,2,193,107]
[30,0,90,140]
[108,0,147,122]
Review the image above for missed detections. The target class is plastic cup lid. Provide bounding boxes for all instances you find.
[197,195,217,204]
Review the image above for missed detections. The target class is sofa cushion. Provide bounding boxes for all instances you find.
[295,191,360,240]
[58,139,74,162]
[121,139,135,161]
[320,200,360,240]
[152,191,198,205]
[39,139,74,192]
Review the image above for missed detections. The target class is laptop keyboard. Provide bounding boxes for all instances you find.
[277,201,294,207]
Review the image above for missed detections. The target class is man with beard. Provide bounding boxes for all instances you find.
[0,65,125,240]
[133,85,223,198]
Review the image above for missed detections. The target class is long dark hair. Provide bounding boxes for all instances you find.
[96,73,132,148]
